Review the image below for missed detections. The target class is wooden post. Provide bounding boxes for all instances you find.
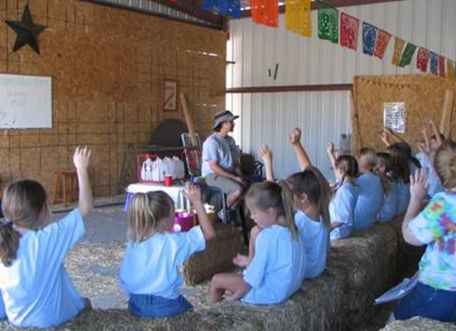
[440,89,454,139]
[180,93,198,146]
[350,85,361,154]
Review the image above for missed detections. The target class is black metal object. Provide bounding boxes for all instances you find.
[150,119,188,147]
[5,4,46,54]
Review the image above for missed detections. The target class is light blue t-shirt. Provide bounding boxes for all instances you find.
[377,181,399,223]
[353,172,384,230]
[120,226,206,299]
[201,133,240,177]
[295,211,329,277]
[0,210,86,328]
[396,180,411,214]
[242,225,306,304]
[416,152,444,198]
[329,181,359,240]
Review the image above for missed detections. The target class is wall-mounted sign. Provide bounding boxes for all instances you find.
[163,80,178,112]
[384,102,406,133]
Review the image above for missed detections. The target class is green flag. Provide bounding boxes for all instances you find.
[318,5,338,43]
[399,43,417,67]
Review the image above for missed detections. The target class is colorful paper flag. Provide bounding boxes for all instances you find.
[398,43,416,67]
[430,52,439,75]
[447,59,455,80]
[318,5,338,43]
[202,0,241,17]
[439,55,446,77]
[340,13,359,50]
[373,30,391,59]
[391,37,405,66]
[286,0,312,37]
[251,0,279,27]
[362,22,377,56]
[416,48,429,72]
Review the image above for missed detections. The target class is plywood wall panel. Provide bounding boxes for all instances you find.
[0,0,226,198]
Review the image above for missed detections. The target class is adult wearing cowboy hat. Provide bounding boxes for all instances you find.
[202,110,245,210]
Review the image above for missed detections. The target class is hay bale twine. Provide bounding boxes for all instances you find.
[183,223,242,285]
[381,317,456,331]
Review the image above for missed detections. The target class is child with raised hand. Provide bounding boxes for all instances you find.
[375,152,399,222]
[120,184,215,319]
[0,146,93,328]
[354,147,384,230]
[394,141,456,322]
[415,121,444,198]
[326,143,359,240]
[288,128,330,278]
[210,181,306,304]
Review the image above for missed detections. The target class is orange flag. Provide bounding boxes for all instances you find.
[251,0,279,27]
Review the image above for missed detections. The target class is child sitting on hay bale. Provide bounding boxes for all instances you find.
[209,181,306,304]
[386,144,413,214]
[119,184,215,319]
[233,128,330,280]
[0,146,93,328]
[326,143,359,239]
[353,148,384,230]
[375,152,400,223]
[394,140,456,322]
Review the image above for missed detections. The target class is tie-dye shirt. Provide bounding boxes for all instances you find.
[408,192,456,291]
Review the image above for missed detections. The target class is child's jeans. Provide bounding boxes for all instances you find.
[394,282,456,322]
[128,294,192,319]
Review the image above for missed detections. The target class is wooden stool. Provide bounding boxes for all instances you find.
[53,171,78,205]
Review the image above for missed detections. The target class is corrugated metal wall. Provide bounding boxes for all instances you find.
[227,0,456,180]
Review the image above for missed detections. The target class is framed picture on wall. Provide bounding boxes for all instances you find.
[163,80,178,112]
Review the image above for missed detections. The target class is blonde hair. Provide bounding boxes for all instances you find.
[127,191,174,242]
[245,181,298,240]
[359,147,378,171]
[0,180,49,266]
[434,140,456,190]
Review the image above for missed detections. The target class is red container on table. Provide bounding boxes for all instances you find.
[164,175,173,187]
[173,211,195,232]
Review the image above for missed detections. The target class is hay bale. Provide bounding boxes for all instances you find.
[183,223,242,285]
[0,217,428,331]
[381,317,456,331]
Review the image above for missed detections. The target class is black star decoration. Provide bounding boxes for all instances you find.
[5,4,46,54]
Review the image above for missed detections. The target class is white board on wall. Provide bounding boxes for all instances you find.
[0,74,52,129]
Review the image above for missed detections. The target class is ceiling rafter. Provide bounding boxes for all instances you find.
[80,0,224,29]
[150,0,223,27]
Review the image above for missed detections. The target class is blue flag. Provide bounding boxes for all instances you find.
[362,22,377,56]
[202,0,241,18]
[430,52,439,75]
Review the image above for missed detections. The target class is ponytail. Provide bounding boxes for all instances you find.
[0,222,21,267]
[245,182,299,240]
[278,181,299,240]
[286,167,331,228]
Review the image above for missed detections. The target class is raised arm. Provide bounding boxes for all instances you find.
[73,146,94,217]
[258,145,274,182]
[326,143,338,177]
[430,120,443,146]
[186,184,215,241]
[402,169,427,246]
[289,128,312,170]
